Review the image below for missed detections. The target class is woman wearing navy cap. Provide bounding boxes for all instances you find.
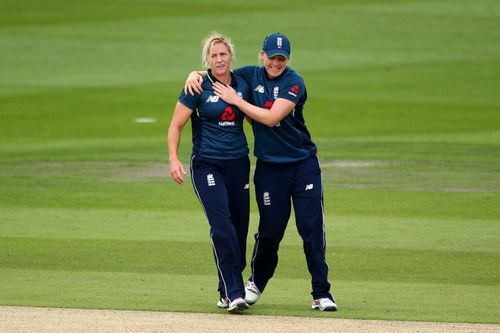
[168,32,251,313]
[185,32,337,312]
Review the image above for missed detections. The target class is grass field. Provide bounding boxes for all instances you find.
[1,0,499,324]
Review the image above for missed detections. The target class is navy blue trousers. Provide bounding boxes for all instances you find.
[250,154,332,300]
[190,155,250,301]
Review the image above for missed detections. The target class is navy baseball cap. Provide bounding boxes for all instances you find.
[262,33,291,59]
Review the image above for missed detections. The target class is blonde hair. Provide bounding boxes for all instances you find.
[201,32,235,68]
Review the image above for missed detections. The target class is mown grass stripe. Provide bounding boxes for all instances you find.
[1,237,498,286]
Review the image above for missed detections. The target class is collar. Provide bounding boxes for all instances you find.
[207,69,237,88]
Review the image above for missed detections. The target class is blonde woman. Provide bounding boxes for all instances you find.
[167,32,251,312]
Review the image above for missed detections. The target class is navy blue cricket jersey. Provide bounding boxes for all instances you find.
[233,66,317,164]
[179,70,250,160]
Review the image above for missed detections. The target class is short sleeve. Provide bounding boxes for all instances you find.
[178,89,198,111]
[278,76,305,104]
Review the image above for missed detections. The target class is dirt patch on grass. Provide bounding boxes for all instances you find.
[1,306,498,333]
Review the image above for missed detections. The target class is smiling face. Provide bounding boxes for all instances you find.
[208,42,232,78]
[260,51,288,79]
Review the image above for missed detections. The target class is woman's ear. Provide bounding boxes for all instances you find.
[257,50,265,64]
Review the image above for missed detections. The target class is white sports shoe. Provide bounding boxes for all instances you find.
[244,281,261,305]
[312,298,337,311]
[217,297,229,309]
[227,297,249,313]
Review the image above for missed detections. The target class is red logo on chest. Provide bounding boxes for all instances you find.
[264,101,273,109]
[221,106,235,121]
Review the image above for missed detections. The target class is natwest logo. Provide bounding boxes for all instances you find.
[288,84,299,97]
[219,106,236,127]
[221,106,235,121]
[264,101,273,109]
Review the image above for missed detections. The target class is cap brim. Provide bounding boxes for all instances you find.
[264,49,289,59]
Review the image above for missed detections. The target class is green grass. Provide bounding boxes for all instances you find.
[1,0,499,324]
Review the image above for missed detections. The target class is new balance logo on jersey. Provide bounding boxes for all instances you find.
[207,174,215,186]
[263,192,271,206]
[206,95,220,103]
[305,184,314,191]
[254,85,265,93]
